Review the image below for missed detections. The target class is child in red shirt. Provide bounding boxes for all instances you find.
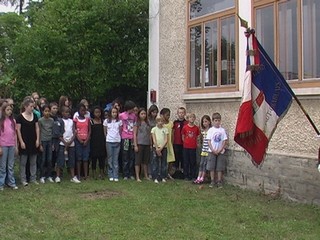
[173,107,187,173]
[181,113,200,180]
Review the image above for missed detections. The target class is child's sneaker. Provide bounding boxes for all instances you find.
[209,181,215,188]
[22,181,28,187]
[193,178,200,184]
[11,186,18,190]
[123,177,128,180]
[114,178,119,182]
[71,176,81,183]
[40,177,45,184]
[31,180,39,185]
[162,179,166,183]
[154,179,159,184]
[216,181,223,189]
[55,177,61,183]
[109,178,114,182]
[47,177,54,183]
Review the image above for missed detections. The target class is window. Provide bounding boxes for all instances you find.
[254,0,320,83]
[188,0,236,90]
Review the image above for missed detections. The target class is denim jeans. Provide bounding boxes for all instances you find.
[121,139,134,178]
[0,146,16,187]
[40,140,53,178]
[20,154,37,183]
[151,148,167,180]
[106,142,120,179]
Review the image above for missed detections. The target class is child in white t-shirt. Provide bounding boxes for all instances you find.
[206,112,228,188]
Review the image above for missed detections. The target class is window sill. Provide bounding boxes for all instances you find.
[182,91,242,103]
[182,87,320,103]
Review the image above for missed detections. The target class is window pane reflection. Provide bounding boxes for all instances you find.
[190,0,234,19]
[303,0,320,79]
[205,21,218,86]
[190,26,202,88]
[279,0,298,80]
[256,5,274,61]
[221,16,235,85]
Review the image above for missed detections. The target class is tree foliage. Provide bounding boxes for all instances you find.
[1,0,149,103]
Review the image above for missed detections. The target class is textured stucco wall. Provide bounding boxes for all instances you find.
[186,99,320,158]
[158,0,187,112]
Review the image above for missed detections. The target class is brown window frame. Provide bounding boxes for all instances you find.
[186,1,239,94]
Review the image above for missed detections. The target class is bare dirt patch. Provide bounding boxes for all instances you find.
[81,189,122,200]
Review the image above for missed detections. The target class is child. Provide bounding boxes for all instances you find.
[173,107,187,173]
[148,105,159,129]
[74,103,91,180]
[16,97,40,186]
[50,102,61,178]
[133,108,151,182]
[0,102,18,190]
[151,116,169,183]
[119,100,137,180]
[90,106,106,179]
[147,104,158,178]
[104,107,122,182]
[159,108,175,179]
[56,106,80,183]
[182,113,200,181]
[38,104,54,183]
[73,99,90,119]
[194,115,211,184]
[207,112,228,188]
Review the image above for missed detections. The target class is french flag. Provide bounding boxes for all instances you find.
[234,30,293,166]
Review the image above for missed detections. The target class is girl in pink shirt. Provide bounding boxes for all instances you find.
[0,102,18,190]
[74,103,91,180]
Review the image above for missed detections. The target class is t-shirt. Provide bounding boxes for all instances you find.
[119,111,137,139]
[16,113,38,155]
[173,119,187,145]
[103,119,122,143]
[151,126,168,148]
[60,118,75,147]
[206,126,228,153]
[181,124,200,149]
[200,130,210,156]
[74,117,90,141]
[0,118,16,147]
[136,121,151,145]
[38,117,54,142]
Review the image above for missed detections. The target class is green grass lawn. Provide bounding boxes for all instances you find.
[0,178,319,240]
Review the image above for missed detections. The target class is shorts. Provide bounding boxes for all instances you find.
[198,155,209,172]
[75,139,90,161]
[206,152,226,172]
[135,145,151,165]
[57,146,76,168]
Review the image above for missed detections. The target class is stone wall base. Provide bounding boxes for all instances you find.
[225,150,320,205]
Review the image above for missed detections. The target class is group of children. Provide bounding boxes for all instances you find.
[0,93,228,190]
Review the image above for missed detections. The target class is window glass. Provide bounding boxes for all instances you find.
[256,5,274,61]
[303,0,320,79]
[279,0,298,80]
[190,0,235,19]
[221,16,235,85]
[205,21,218,86]
[190,25,202,88]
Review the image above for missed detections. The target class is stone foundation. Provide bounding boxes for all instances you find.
[225,150,320,205]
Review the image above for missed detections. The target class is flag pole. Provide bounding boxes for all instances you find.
[237,15,320,165]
